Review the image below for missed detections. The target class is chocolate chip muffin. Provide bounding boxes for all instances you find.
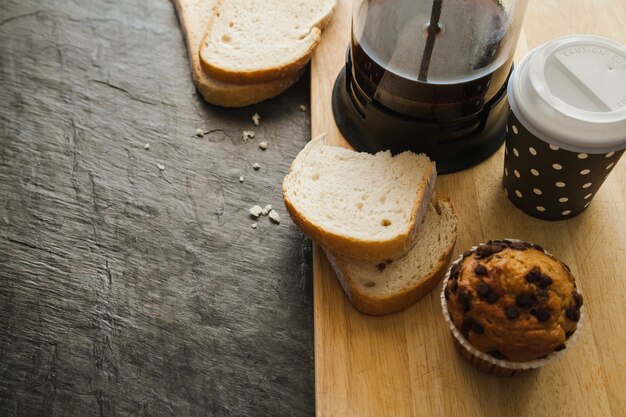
[444,240,583,363]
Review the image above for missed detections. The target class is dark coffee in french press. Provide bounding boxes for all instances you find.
[332,0,528,173]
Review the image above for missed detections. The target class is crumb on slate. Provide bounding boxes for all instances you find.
[243,130,255,142]
[300,105,307,112]
[253,163,260,170]
[239,176,244,183]
[196,128,204,137]
[261,205,272,216]
[249,205,263,218]
[252,113,261,126]
[144,143,150,150]
[268,210,280,224]
[251,223,258,229]
[259,141,267,150]
[157,163,165,171]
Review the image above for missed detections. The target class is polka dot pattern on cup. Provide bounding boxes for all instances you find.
[503,111,624,220]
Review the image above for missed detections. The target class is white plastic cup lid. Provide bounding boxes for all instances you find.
[508,35,626,153]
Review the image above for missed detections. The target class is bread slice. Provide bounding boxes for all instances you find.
[199,0,336,84]
[326,199,458,315]
[282,135,436,261]
[173,0,303,107]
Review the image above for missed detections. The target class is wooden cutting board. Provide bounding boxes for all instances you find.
[310,1,626,416]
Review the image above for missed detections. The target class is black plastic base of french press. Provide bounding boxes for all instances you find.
[331,68,510,174]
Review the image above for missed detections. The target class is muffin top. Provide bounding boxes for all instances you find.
[445,240,583,362]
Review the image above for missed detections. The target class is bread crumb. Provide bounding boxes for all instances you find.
[252,113,261,126]
[259,141,267,150]
[253,163,260,170]
[300,105,307,112]
[249,205,263,218]
[196,128,204,137]
[156,163,165,171]
[239,176,244,183]
[269,209,280,224]
[261,204,272,216]
[251,223,258,229]
[144,143,150,150]
[243,130,255,142]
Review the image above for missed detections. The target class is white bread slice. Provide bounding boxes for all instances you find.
[173,0,303,107]
[326,199,458,315]
[199,0,336,84]
[282,135,436,261]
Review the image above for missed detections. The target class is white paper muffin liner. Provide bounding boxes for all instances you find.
[440,239,584,373]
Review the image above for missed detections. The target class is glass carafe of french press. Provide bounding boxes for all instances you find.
[332,0,528,173]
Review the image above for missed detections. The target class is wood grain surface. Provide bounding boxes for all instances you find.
[0,0,315,415]
[311,1,626,416]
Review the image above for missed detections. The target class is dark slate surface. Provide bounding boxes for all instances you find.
[0,0,314,415]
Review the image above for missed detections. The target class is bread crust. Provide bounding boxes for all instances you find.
[200,28,321,85]
[324,201,458,315]
[172,0,303,107]
[282,159,436,261]
[198,0,335,84]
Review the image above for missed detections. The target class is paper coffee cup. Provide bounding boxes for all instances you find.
[504,35,626,220]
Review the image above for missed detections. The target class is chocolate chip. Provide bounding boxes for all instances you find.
[476,282,490,297]
[385,259,393,265]
[376,262,386,272]
[516,293,534,309]
[566,307,580,322]
[488,349,507,360]
[565,330,574,339]
[450,280,458,292]
[534,308,551,322]
[444,287,450,300]
[531,244,544,252]
[450,262,461,280]
[475,244,503,258]
[486,291,500,304]
[463,250,473,258]
[554,343,566,352]
[474,264,488,276]
[573,291,584,308]
[461,318,474,338]
[472,322,484,334]
[538,275,553,288]
[504,307,519,319]
[510,241,531,250]
[458,290,470,312]
[475,245,491,258]
[525,267,542,283]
